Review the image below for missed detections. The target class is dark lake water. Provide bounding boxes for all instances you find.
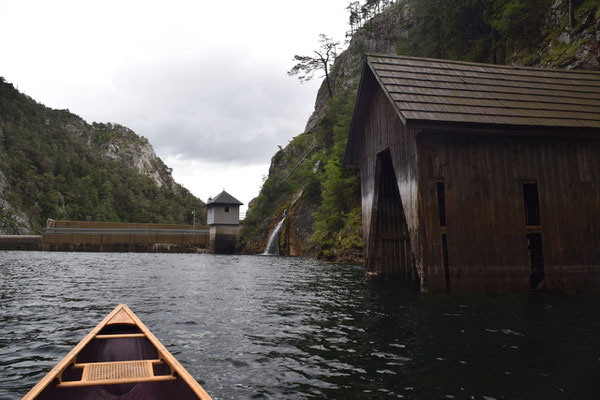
[1,251,600,399]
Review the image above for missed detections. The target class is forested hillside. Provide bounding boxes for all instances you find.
[240,0,600,261]
[0,79,206,234]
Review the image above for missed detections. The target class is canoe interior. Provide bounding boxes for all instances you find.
[34,324,201,400]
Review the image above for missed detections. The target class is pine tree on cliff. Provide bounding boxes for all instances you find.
[287,34,339,98]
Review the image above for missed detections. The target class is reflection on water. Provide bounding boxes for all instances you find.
[1,251,600,399]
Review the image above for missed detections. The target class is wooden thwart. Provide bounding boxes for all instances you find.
[94,333,146,339]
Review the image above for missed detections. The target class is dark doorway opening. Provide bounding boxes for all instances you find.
[373,150,418,282]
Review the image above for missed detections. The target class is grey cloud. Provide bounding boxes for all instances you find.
[108,51,317,165]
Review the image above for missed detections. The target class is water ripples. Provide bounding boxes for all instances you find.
[2,252,600,399]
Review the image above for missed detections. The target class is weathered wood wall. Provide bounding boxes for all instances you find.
[356,85,600,292]
[349,56,600,292]
[372,151,417,280]
[418,132,600,291]
[358,84,421,281]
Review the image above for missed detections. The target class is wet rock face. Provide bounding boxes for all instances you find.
[240,208,283,255]
[242,226,269,254]
[280,199,317,257]
[539,0,600,70]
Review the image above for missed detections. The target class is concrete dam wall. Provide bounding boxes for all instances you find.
[42,220,210,253]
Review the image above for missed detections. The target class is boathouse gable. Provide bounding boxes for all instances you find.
[346,62,422,285]
[345,54,600,292]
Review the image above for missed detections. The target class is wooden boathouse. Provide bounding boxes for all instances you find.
[344,55,600,292]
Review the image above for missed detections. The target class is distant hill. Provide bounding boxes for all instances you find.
[240,0,600,261]
[0,78,206,234]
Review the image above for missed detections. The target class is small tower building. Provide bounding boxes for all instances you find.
[206,190,243,225]
[206,190,243,254]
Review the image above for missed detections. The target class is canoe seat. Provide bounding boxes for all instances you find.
[56,359,176,388]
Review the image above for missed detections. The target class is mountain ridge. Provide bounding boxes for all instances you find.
[0,78,205,234]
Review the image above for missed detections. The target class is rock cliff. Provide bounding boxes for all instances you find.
[66,120,175,189]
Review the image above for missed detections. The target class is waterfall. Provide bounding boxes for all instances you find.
[262,211,287,255]
[262,190,304,256]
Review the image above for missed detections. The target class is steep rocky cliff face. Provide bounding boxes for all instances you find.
[280,199,318,256]
[267,7,412,259]
[241,0,599,261]
[65,120,175,189]
[0,78,204,234]
[540,0,600,68]
[240,3,424,260]
[305,4,414,134]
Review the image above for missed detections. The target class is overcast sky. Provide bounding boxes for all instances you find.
[0,0,351,212]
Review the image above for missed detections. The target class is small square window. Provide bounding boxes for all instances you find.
[224,206,230,213]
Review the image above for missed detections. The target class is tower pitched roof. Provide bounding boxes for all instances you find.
[206,190,243,206]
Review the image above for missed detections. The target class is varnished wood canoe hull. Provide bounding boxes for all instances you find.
[23,304,212,400]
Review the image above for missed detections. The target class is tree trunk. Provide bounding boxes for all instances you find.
[568,0,575,28]
[324,69,333,98]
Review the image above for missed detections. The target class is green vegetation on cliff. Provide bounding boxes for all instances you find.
[241,0,599,262]
[308,89,362,260]
[0,78,205,233]
[398,0,599,67]
[239,86,362,261]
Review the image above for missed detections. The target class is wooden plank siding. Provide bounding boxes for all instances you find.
[418,132,600,291]
[373,151,417,280]
[358,84,422,283]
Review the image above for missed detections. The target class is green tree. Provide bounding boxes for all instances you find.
[491,0,548,53]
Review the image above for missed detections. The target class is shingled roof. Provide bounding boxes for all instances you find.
[206,190,243,206]
[365,54,600,128]
[345,54,600,167]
